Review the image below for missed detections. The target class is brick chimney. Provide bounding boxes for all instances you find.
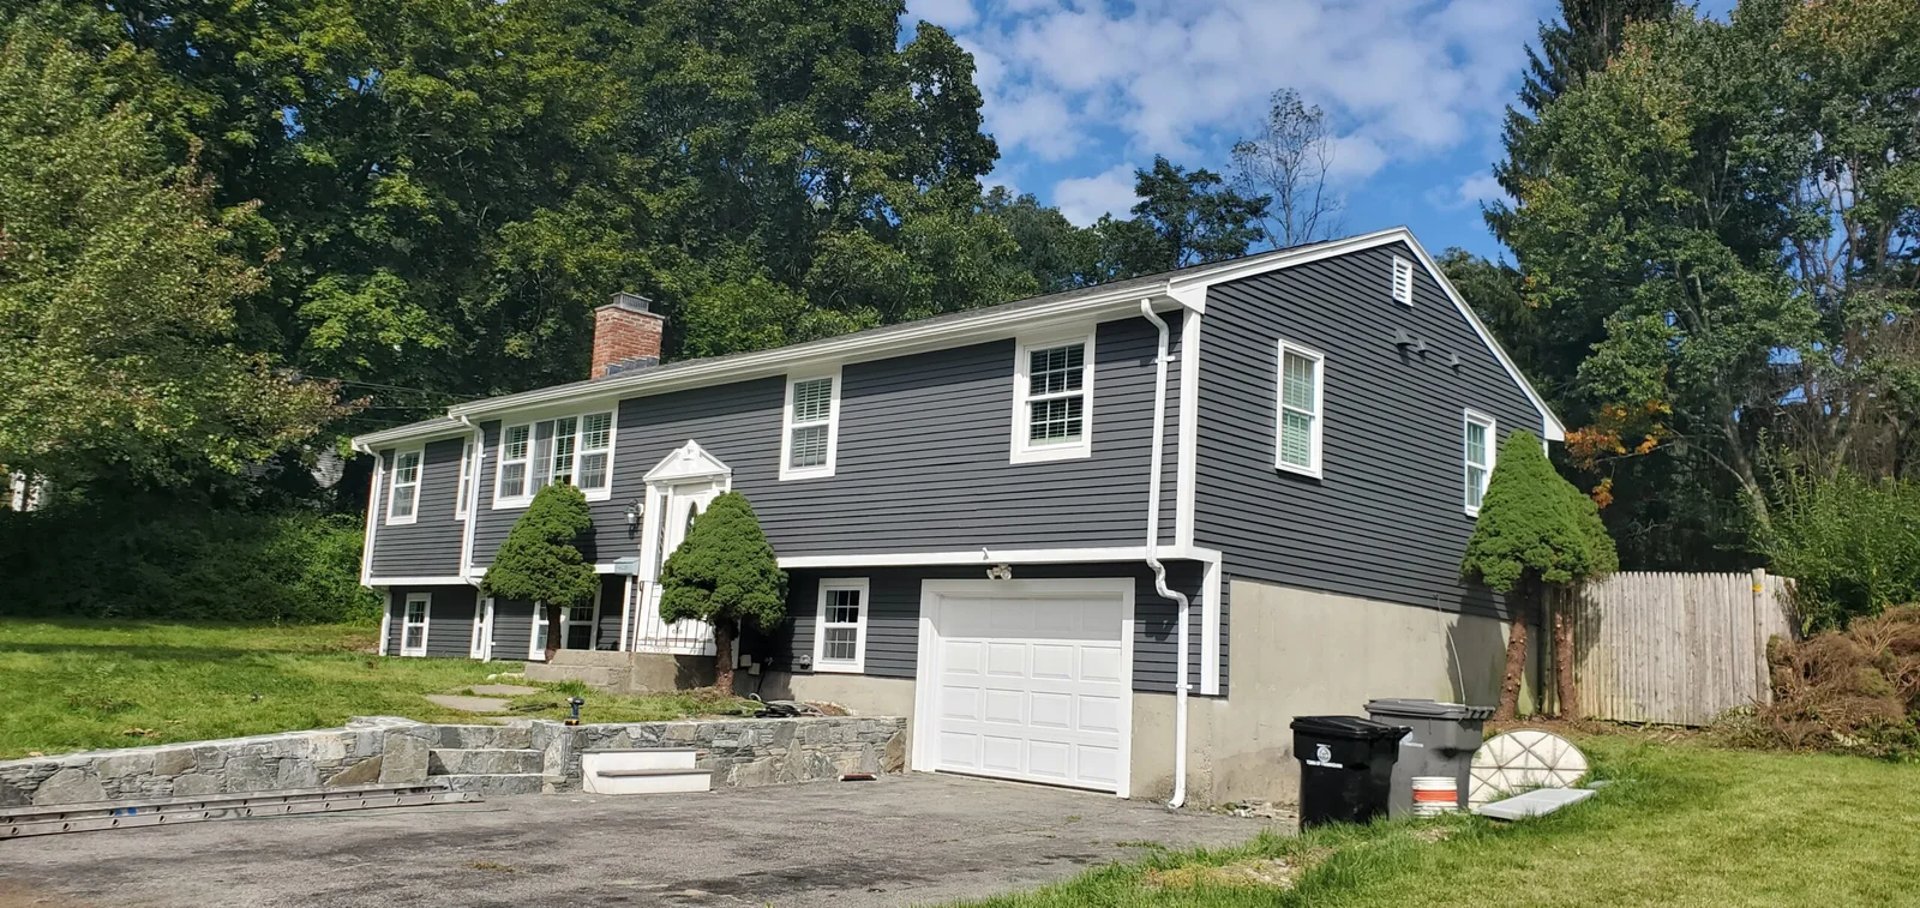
[592,292,665,379]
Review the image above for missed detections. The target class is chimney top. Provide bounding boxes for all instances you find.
[603,291,654,313]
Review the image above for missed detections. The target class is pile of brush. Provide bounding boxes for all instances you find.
[1723,605,1920,758]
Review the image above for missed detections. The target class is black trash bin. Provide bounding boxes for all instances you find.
[1289,715,1409,829]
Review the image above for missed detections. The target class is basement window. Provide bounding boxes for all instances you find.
[812,579,869,674]
[401,592,430,657]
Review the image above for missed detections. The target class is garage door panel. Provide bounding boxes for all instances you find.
[1080,646,1123,683]
[983,688,1024,724]
[1079,694,1123,735]
[923,583,1129,793]
[986,642,1026,676]
[1031,643,1075,679]
[939,685,981,721]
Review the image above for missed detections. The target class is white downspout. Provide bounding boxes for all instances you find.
[1139,299,1191,810]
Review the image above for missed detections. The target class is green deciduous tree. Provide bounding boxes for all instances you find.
[0,25,340,494]
[484,484,597,663]
[658,492,786,692]
[1113,156,1270,274]
[1462,431,1619,719]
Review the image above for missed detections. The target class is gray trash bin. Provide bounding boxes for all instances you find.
[1364,698,1493,817]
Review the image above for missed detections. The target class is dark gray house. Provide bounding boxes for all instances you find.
[352,227,1564,804]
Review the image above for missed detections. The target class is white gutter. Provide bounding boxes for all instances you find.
[455,415,485,594]
[1138,299,1192,810]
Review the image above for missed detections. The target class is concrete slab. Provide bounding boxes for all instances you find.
[1473,787,1597,821]
[0,773,1276,907]
[467,685,539,697]
[423,694,509,713]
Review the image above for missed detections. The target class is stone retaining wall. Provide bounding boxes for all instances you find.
[0,715,906,807]
[559,716,908,788]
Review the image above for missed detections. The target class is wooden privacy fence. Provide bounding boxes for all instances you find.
[1550,570,1798,727]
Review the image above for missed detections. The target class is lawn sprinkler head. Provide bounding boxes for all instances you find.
[566,696,585,726]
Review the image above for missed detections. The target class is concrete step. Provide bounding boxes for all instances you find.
[428,748,544,776]
[583,768,711,796]
[580,748,700,775]
[429,724,533,751]
[437,774,548,797]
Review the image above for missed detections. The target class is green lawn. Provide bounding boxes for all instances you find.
[968,734,1920,907]
[0,620,750,759]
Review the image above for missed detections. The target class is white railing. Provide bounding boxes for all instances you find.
[627,579,716,655]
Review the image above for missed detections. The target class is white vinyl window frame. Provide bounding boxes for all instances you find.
[1391,255,1415,306]
[386,448,424,525]
[1274,340,1326,478]
[454,437,476,520]
[560,583,602,651]
[400,591,430,657]
[492,410,617,509]
[812,578,870,674]
[1464,409,1497,516]
[779,369,842,481]
[529,602,551,661]
[1010,330,1096,464]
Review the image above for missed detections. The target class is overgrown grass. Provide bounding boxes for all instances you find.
[967,735,1920,907]
[0,620,749,758]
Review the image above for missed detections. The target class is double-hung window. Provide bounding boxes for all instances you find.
[1012,333,1094,463]
[812,579,869,673]
[387,449,423,524]
[1274,341,1325,477]
[780,371,840,480]
[1464,410,1496,515]
[400,592,430,656]
[494,411,615,507]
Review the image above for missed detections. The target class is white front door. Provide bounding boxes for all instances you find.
[913,579,1134,794]
[630,441,732,654]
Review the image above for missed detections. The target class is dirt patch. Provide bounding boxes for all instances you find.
[1145,848,1332,891]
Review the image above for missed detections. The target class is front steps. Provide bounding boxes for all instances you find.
[581,748,711,795]
[428,725,549,796]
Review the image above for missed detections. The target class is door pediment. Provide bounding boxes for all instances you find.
[644,440,731,485]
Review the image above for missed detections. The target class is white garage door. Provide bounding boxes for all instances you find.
[914,579,1133,794]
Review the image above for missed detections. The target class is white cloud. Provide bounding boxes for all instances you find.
[946,0,1546,198]
[1054,164,1140,226]
[1429,171,1509,210]
[908,0,979,29]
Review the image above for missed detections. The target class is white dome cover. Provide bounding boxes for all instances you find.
[1468,729,1589,807]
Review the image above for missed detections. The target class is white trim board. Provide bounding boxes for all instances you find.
[367,576,471,588]
[777,545,1224,569]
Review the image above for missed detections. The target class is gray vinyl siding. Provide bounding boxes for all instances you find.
[489,599,537,661]
[384,585,476,658]
[770,561,1206,694]
[469,313,1183,568]
[1194,242,1543,621]
[368,437,467,579]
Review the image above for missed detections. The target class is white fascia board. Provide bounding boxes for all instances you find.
[366,575,470,588]
[778,545,1223,570]
[351,419,471,452]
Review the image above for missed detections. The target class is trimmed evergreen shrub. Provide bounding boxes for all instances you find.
[484,484,597,660]
[1462,430,1619,719]
[659,491,786,691]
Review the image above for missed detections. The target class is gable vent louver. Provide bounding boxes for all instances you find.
[1391,256,1415,305]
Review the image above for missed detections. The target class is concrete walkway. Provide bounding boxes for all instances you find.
[0,774,1278,907]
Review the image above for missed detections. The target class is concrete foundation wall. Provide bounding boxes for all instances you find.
[526,650,716,693]
[1129,579,1519,805]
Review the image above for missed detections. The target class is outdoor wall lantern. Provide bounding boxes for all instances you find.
[986,563,1014,581]
[624,498,644,530]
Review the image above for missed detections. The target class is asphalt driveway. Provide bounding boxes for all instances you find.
[0,774,1277,907]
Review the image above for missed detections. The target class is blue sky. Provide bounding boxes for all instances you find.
[907,0,1733,261]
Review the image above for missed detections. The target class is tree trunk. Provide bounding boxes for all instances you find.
[544,601,562,663]
[1553,590,1579,720]
[712,620,735,694]
[1495,587,1531,722]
